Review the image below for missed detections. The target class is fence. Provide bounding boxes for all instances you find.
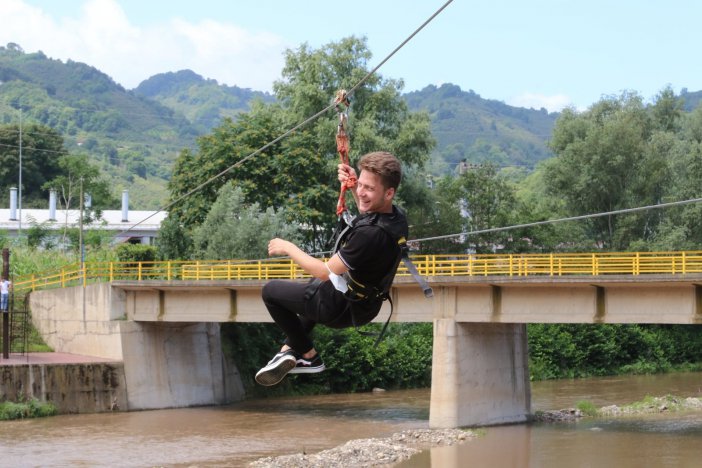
[13,251,702,294]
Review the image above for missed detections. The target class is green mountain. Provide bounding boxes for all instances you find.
[0,44,198,208]
[4,42,700,210]
[404,83,558,173]
[134,70,275,133]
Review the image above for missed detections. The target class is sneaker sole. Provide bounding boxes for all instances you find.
[288,364,326,374]
[255,357,297,386]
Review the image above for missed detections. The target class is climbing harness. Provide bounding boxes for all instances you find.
[335,208,433,302]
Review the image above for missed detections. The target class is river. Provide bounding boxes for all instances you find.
[1,372,701,467]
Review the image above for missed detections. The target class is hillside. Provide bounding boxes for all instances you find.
[4,42,701,211]
[405,83,558,173]
[0,44,198,208]
[140,75,561,174]
[134,70,275,133]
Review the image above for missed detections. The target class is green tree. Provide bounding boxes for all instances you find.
[0,123,65,206]
[42,153,116,246]
[191,183,301,260]
[436,163,517,254]
[156,215,192,260]
[650,85,684,133]
[165,36,435,257]
[642,107,702,250]
[115,243,157,262]
[545,93,656,250]
[543,90,702,251]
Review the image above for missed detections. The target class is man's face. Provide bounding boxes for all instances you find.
[356,170,394,213]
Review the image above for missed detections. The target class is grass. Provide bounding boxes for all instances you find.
[575,400,599,417]
[0,398,58,421]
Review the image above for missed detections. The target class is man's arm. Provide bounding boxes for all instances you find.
[268,238,348,280]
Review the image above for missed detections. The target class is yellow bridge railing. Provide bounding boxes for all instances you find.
[13,251,702,293]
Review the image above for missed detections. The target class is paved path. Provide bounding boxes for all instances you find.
[0,352,118,366]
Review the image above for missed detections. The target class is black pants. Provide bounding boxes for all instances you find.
[262,279,381,354]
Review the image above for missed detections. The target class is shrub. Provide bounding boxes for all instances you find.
[115,243,157,262]
[0,398,57,420]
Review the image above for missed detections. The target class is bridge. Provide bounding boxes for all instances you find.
[17,251,702,428]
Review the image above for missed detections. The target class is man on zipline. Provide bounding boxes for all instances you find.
[255,151,408,386]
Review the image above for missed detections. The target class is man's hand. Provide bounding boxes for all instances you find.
[268,238,293,257]
[338,163,357,186]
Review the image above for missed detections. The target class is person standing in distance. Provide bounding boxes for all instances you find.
[255,151,409,386]
[0,277,11,312]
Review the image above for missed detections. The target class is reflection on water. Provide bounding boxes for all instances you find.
[0,390,430,467]
[398,372,702,468]
[0,373,701,467]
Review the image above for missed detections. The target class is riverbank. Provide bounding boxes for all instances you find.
[249,428,474,467]
[251,393,702,467]
[0,352,126,414]
[536,394,702,422]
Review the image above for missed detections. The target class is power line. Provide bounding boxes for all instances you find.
[412,197,702,244]
[245,196,702,261]
[113,0,455,239]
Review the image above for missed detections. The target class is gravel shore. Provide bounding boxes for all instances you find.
[249,428,475,467]
[250,395,702,466]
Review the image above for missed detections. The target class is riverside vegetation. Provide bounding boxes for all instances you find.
[0,397,57,421]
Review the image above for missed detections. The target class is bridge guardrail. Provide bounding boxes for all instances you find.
[13,251,702,293]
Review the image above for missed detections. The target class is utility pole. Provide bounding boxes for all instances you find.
[18,108,22,239]
[2,248,9,359]
[79,177,84,267]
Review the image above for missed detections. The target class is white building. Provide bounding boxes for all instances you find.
[0,188,167,245]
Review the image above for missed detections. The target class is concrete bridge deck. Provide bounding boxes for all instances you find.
[109,273,702,324]
[25,272,702,429]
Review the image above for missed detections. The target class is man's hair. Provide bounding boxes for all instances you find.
[358,151,402,190]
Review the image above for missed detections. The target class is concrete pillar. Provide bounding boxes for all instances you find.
[29,283,246,410]
[119,321,244,410]
[429,320,531,428]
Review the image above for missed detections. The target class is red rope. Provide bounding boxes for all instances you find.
[334,90,355,216]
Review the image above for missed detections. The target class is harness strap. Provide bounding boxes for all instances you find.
[350,294,394,348]
[399,247,434,298]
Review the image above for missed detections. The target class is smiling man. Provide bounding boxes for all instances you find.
[255,151,408,386]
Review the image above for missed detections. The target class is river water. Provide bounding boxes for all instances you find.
[1,372,701,467]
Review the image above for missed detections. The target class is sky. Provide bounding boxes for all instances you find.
[2,0,701,112]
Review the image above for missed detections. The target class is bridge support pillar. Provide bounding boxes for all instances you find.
[429,320,531,428]
[120,321,245,410]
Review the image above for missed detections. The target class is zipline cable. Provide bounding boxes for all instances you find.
[411,196,702,244]
[113,0,455,239]
[244,196,702,262]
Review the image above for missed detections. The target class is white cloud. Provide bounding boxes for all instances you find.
[507,92,574,113]
[0,0,289,91]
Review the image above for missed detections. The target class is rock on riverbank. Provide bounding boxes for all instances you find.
[249,428,475,467]
[534,395,702,422]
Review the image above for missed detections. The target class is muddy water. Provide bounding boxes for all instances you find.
[398,372,702,468]
[1,372,701,467]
